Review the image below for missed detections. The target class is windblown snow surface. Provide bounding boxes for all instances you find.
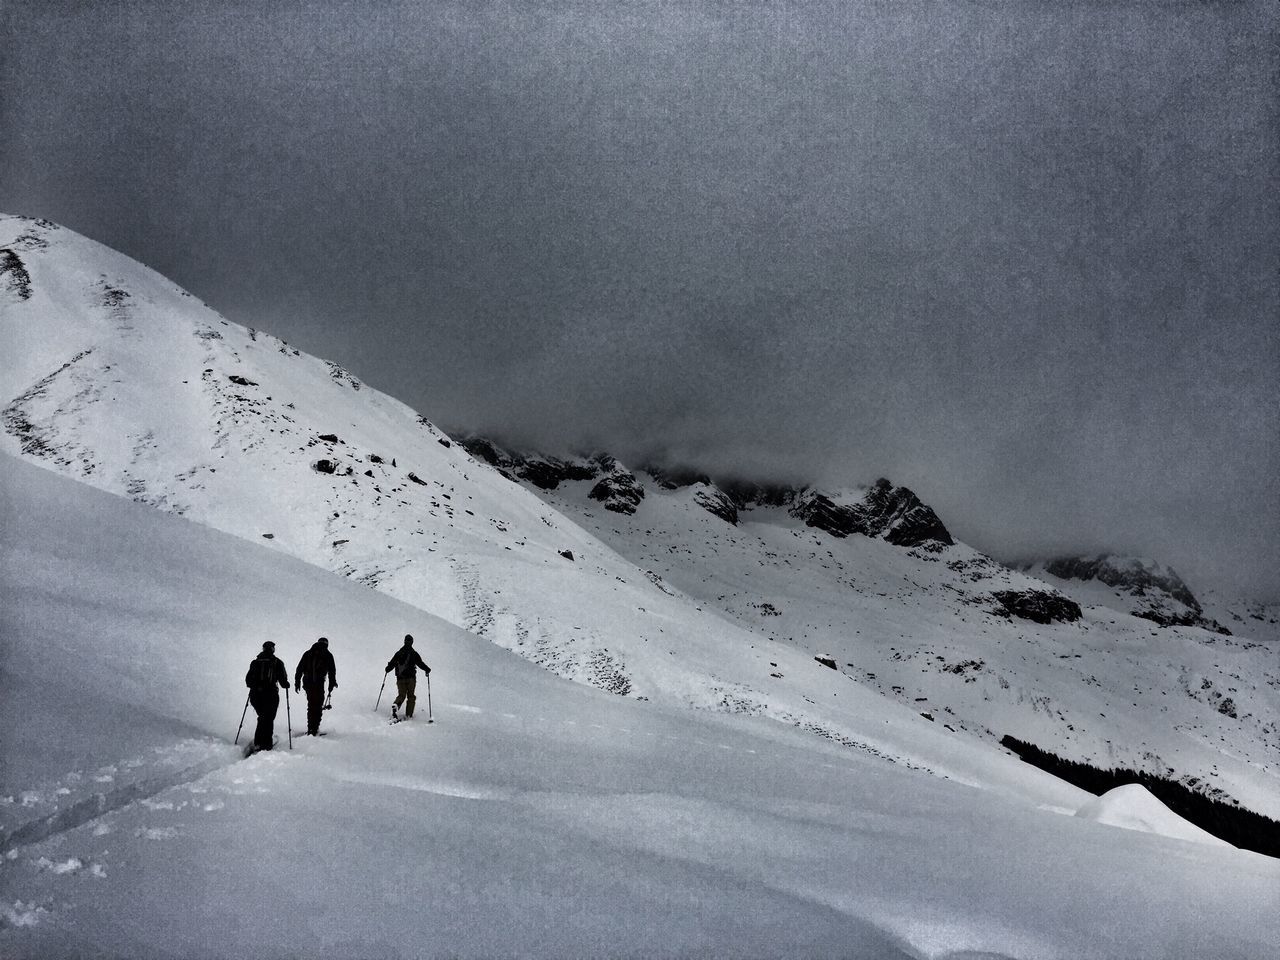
[1,215,1278,957]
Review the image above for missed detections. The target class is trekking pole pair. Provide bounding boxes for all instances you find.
[234,689,292,750]
[373,671,433,722]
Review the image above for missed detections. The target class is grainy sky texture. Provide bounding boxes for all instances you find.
[3,0,1277,596]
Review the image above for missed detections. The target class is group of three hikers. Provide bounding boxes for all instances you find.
[243,633,431,751]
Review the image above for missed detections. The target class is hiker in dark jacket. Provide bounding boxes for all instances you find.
[384,634,430,720]
[294,637,337,736]
[245,641,289,750]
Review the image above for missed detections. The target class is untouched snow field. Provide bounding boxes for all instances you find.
[3,455,1279,957]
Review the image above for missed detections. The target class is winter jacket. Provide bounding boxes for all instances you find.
[386,645,430,679]
[246,652,288,691]
[295,644,337,691]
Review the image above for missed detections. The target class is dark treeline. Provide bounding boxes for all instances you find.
[1000,735,1279,859]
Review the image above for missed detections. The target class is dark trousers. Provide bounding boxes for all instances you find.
[394,675,416,717]
[304,685,325,734]
[249,688,280,749]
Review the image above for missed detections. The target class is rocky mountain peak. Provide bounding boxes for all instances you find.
[456,435,598,491]
[1038,554,1229,634]
[457,436,953,547]
[785,481,954,548]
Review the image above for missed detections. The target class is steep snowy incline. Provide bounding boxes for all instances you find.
[0,215,1092,804]
[4,452,1279,960]
[485,459,1280,820]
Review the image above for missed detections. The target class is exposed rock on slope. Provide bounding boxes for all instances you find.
[991,589,1082,625]
[691,483,738,524]
[787,480,954,547]
[457,437,647,513]
[458,436,597,490]
[1,247,33,301]
[587,457,645,514]
[1037,555,1229,634]
[460,438,952,546]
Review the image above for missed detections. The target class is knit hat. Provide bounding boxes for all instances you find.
[317,637,328,646]
[262,641,275,651]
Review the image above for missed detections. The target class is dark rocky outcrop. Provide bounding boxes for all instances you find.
[692,485,738,525]
[228,375,257,387]
[458,437,950,545]
[520,457,598,490]
[588,460,645,514]
[1041,555,1229,634]
[990,589,1082,624]
[1132,609,1231,634]
[858,478,954,546]
[787,480,953,547]
[644,465,712,490]
[458,436,599,490]
[1,248,33,301]
[720,480,798,509]
[1043,555,1199,608]
[458,436,507,468]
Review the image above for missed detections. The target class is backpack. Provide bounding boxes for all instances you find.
[302,647,330,688]
[394,649,416,679]
[247,656,275,689]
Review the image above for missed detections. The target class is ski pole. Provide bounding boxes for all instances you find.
[426,672,433,724]
[375,672,387,711]
[285,686,293,750]
[233,693,250,745]
[324,690,332,711]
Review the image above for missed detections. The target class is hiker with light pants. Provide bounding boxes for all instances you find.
[384,634,430,720]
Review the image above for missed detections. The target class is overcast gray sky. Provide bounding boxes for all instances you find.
[3,0,1277,597]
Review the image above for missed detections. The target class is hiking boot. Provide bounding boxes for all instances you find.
[391,704,398,720]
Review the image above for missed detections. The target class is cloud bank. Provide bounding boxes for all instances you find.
[3,0,1276,595]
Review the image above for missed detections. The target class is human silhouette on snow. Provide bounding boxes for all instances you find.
[245,641,289,750]
[385,634,430,719]
[294,637,337,736]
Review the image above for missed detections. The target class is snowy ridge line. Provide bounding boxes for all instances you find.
[0,750,237,853]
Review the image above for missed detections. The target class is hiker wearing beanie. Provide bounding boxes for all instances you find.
[384,634,430,720]
[294,637,337,736]
[245,641,289,750]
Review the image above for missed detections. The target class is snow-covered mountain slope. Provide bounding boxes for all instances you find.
[2,214,1276,825]
[6,452,1280,959]
[455,439,1280,820]
[0,214,1085,800]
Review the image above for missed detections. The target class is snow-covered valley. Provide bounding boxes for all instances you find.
[2,215,1279,957]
